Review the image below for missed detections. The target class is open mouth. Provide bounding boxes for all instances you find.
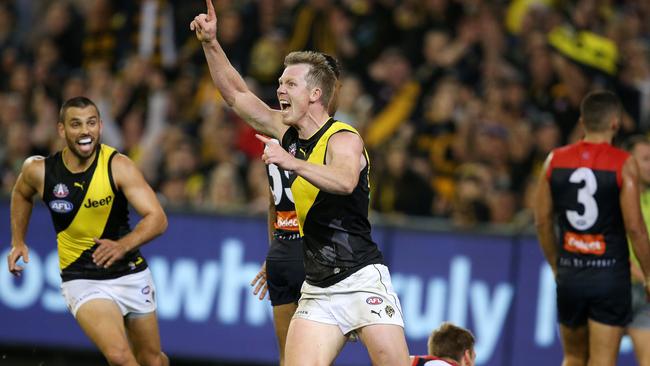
[279,100,291,111]
[77,137,93,152]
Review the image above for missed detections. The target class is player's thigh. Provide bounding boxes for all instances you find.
[559,324,588,365]
[285,318,347,366]
[273,302,298,351]
[76,299,135,362]
[587,319,624,366]
[125,312,162,350]
[356,323,410,366]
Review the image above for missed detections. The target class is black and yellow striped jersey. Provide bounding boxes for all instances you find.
[282,118,383,287]
[43,144,147,282]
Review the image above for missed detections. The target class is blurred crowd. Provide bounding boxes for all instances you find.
[0,0,649,228]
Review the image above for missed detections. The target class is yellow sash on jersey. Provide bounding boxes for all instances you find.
[291,122,369,236]
[58,145,117,270]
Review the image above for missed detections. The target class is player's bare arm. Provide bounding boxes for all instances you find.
[7,156,45,276]
[620,156,650,288]
[534,153,558,275]
[257,132,364,195]
[92,154,168,268]
[190,0,286,139]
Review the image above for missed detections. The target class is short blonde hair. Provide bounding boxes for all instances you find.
[284,51,339,109]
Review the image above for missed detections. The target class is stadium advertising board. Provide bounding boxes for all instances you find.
[0,204,637,365]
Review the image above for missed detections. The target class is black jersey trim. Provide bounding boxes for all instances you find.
[107,149,119,194]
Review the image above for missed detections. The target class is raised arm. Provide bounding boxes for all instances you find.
[534,153,558,275]
[92,154,167,268]
[620,156,650,288]
[257,132,365,195]
[8,156,45,276]
[191,0,286,139]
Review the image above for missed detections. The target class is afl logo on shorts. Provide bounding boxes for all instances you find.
[366,296,383,305]
[53,183,69,198]
[50,200,73,213]
[141,286,151,295]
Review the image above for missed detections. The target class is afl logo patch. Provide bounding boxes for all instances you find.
[53,183,69,198]
[288,143,297,156]
[49,200,73,213]
[141,286,151,295]
[366,296,383,305]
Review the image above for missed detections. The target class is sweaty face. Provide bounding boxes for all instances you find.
[633,143,650,187]
[59,106,102,160]
[277,64,313,125]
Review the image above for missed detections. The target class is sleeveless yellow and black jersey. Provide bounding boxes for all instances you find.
[42,144,147,282]
[281,118,384,287]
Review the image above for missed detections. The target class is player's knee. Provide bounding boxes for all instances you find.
[136,350,167,366]
[104,346,135,366]
[369,348,398,366]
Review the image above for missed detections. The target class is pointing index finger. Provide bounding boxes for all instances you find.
[255,134,271,144]
[206,0,216,19]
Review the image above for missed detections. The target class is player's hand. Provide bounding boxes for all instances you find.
[92,238,128,268]
[7,244,29,277]
[190,0,218,43]
[250,261,268,300]
[256,134,299,171]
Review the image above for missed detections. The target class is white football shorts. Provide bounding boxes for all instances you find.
[61,268,157,318]
[293,263,404,337]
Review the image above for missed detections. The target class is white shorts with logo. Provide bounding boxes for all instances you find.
[293,264,404,337]
[61,268,157,318]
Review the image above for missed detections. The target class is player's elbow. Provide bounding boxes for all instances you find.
[160,213,169,234]
[154,211,168,236]
[338,177,359,195]
[627,225,646,243]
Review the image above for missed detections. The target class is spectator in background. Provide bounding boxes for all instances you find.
[0,3,18,53]
[451,163,491,227]
[0,0,649,229]
[332,75,372,131]
[365,48,421,149]
[204,162,245,212]
[287,0,337,55]
[372,139,436,217]
[81,0,119,70]
[410,322,476,366]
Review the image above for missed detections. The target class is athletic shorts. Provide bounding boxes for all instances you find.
[61,268,156,318]
[267,258,305,306]
[293,264,404,337]
[556,278,631,327]
[628,282,650,329]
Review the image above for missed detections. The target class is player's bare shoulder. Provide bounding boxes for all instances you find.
[19,155,46,192]
[110,153,146,189]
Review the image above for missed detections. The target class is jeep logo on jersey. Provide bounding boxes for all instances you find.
[53,183,69,198]
[50,200,73,213]
[83,195,113,208]
[366,296,383,305]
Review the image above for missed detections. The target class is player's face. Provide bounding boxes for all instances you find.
[633,143,650,187]
[277,64,313,126]
[58,106,102,160]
